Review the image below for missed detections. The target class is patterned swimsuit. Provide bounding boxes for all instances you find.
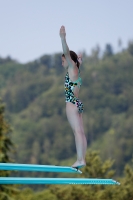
[64,71,84,113]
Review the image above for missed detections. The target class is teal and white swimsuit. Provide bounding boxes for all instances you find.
[64,71,84,113]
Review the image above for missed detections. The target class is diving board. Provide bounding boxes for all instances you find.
[0,177,120,185]
[0,163,82,174]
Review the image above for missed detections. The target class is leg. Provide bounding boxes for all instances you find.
[66,102,87,168]
[79,113,87,160]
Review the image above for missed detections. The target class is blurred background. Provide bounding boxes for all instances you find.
[0,1,133,199]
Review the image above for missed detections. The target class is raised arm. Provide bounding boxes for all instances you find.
[77,54,82,65]
[59,26,74,68]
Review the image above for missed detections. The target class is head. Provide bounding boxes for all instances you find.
[62,50,80,69]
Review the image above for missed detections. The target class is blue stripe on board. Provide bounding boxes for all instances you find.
[0,163,82,173]
[0,177,120,185]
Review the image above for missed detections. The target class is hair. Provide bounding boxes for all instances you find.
[62,50,80,69]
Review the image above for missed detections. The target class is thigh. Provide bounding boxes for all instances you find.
[66,102,81,131]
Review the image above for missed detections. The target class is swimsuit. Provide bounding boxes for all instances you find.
[64,71,84,113]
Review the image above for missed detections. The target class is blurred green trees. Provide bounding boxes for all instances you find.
[128,40,133,55]
[13,151,133,200]
[0,47,133,198]
[0,99,18,200]
[0,48,133,176]
[103,44,113,57]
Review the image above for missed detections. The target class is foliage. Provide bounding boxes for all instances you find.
[0,47,133,198]
[103,44,113,57]
[128,40,133,55]
[0,99,19,200]
[0,47,133,177]
[14,151,133,200]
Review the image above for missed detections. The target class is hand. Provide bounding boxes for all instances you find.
[78,53,82,60]
[78,53,82,64]
[59,25,66,39]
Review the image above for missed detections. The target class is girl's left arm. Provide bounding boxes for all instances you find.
[59,26,74,68]
[61,37,69,55]
[60,25,69,54]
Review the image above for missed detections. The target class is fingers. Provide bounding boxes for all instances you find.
[78,54,82,65]
[61,25,65,29]
[59,25,66,38]
[60,25,65,32]
[78,53,82,59]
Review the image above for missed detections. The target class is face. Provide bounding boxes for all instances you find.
[62,56,68,69]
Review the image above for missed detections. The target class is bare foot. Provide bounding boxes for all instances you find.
[71,160,86,169]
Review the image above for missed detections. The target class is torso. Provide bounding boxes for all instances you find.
[64,70,82,102]
[64,65,84,113]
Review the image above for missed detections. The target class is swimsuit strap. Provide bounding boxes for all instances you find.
[73,77,82,88]
[74,68,82,88]
[67,69,82,88]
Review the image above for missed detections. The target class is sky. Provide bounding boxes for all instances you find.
[0,0,133,63]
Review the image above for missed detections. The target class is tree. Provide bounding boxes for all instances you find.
[128,40,133,55]
[118,38,122,52]
[53,53,64,74]
[13,151,133,200]
[0,99,18,200]
[39,54,52,68]
[103,44,113,58]
[91,45,101,59]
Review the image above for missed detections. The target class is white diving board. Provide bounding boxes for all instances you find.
[0,163,82,174]
[0,177,120,185]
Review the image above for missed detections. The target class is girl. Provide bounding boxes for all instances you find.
[59,26,87,169]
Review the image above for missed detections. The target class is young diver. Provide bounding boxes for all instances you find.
[60,25,87,168]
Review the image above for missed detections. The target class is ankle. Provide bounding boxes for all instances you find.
[77,159,86,163]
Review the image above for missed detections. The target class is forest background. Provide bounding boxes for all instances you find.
[0,41,133,200]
